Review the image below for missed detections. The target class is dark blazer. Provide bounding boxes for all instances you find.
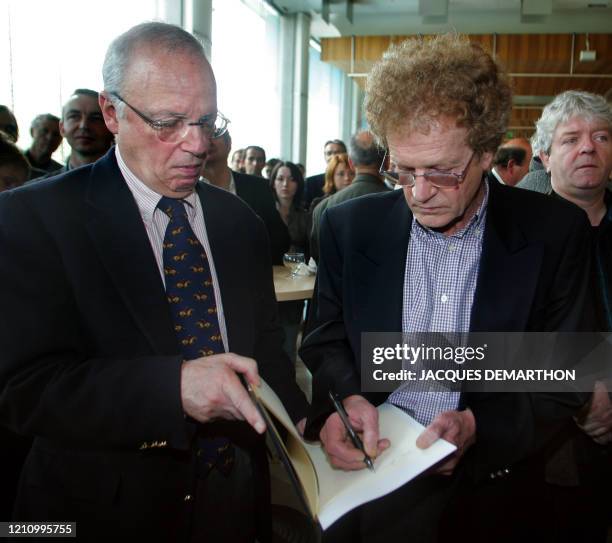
[233,171,290,265]
[303,173,325,209]
[301,180,592,481]
[0,149,308,540]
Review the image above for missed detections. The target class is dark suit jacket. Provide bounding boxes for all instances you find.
[303,173,325,209]
[233,171,290,265]
[300,179,592,482]
[0,149,308,540]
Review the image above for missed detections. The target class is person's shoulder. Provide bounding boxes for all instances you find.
[516,170,551,194]
[328,186,403,219]
[234,172,272,194]
[197,179,264,220]
[490,181,589,234]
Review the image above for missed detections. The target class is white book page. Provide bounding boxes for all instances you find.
[307,403,456,530]
[253,380,456,530]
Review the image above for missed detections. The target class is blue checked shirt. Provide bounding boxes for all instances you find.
[388,181,489,425]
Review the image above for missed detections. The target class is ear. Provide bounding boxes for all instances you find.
[539,150,550,173]
[348,156,356,170]
[99,92,120,135]
[506,158,516,173]
[59,121,66,138]
[478,151,494,172]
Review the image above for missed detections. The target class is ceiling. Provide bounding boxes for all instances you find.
[269,0,612,38]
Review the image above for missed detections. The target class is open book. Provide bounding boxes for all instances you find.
[251,379,456,530]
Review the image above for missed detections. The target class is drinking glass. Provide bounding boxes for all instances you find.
[283,252,305,278]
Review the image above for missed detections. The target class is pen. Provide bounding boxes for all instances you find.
[328,390,375,471]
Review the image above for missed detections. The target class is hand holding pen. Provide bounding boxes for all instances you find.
[321,392,390,471]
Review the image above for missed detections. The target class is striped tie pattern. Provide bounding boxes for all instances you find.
[159,196,233,474]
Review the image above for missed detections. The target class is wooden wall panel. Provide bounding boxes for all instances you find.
[573,34,612,74]
[496,34,573,73]
[320,33,612,104]
[510,76,612,96]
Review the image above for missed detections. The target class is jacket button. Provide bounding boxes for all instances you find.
[184,494,192,502]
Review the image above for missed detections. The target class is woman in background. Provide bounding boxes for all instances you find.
[271,161,308,258]
[270,161,309,365]
[309,153,354,262]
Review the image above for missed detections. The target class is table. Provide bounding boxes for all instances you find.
[273,265,315,302]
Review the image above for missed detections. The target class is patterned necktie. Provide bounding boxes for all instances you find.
[158,196,233,474]
[159,196,223,359]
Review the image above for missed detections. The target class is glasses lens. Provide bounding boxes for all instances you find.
[212,114,229,139]
[425,173,459,188]
[156,119,186,143]
[396,172,415,186]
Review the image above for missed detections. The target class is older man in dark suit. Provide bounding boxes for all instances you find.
[0,22,307,542]
[301,34,592,543]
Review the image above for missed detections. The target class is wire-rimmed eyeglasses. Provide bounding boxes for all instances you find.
[380,150,475,189]
[110,92,229,143]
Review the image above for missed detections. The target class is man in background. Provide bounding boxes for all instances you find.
[310,131,389,261]
[244,145,266,176]
[303,139,346,208]
[25,114,62,173]
[0,105,19,143]
[230,147,245,172]
[532,88,612,543]
[489,145,530,186]
[202,131,290,264]
[55,88,114,173]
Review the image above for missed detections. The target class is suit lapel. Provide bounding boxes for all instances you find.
[196,182,251,354]
[85,150,178,354]
[353,191,413,333]
[470,181,543,332]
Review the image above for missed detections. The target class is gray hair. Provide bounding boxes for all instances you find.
[102,22,207,115]
[349,130,384,167]
[532,90,612,155]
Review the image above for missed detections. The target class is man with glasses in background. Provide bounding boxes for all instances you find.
[0,22,307,542]
[301,34,593,542]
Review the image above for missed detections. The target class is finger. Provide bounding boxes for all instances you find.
[583,423,609,437]
[594,432,612,445]
[223,353,260,387]
[224,376,266,434]
[356,409,379,458]
[377,438,391,454]
[416,426,440,449]
[321,415,369,464]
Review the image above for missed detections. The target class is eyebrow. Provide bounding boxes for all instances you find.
[392,158,459,171]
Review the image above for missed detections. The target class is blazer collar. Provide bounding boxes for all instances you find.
[470,179,540,332]
[84,149,178,354]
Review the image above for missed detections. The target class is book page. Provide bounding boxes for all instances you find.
[307,403,456,529]
[252,380,456,530]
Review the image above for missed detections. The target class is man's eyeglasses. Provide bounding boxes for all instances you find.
[110,92,229,143]
[380,151,475,189]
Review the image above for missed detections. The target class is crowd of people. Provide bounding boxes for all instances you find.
[0,21,611,543]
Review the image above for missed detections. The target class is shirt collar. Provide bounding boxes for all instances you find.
[490,167,506,185]
[200,171,237,196]
[116,145,198,222]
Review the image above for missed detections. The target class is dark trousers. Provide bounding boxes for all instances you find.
[323,473,457,543]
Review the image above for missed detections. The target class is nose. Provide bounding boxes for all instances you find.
[410,175,437,202]
[182,124,211,157]
[579,135,595,153]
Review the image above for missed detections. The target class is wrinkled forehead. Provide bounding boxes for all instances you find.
[553,114,612,139]
[123,45,215,98]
